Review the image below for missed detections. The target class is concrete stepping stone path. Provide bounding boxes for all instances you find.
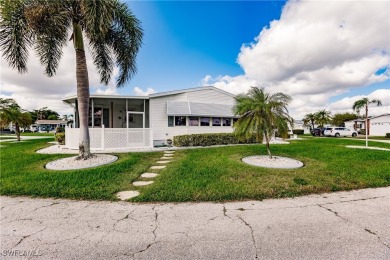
[141,173,159,178]
[164,151,175,154]
[156,160,171,164]
[116,191,140,200]
[133,181,154,186]
[160,157,172,160]
[150,165,166,169]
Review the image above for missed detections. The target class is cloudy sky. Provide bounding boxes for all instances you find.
[1,0,389,119]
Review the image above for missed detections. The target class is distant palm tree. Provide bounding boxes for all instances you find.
[1,0,143,159]
[314,110,332,129]
[303,113,316,130]
[352,97,382,147]
[0,98,32,141]
[233,87,293,158]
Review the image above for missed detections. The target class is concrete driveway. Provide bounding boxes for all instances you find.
[1,187,389,259]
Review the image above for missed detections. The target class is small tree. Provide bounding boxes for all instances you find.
[233,87,293,158]
[302,113,316,130]
[314,110,332,128]
[352,98,382,147]
[0,98,32,141]
[332,112,358,127]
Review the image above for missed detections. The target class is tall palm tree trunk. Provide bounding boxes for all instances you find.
[73,23,92,159]
[15,122,20,141]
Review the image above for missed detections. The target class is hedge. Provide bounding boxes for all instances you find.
[292,129,304,135]
[386,133,390,138]
[173,133,259,147]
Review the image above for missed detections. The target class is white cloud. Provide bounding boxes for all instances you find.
[203,0,390,119]
[0,37,119,115]
[133,87,156,96]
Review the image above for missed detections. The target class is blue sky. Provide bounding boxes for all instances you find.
[1,0,389,118]
[121,0,286,94]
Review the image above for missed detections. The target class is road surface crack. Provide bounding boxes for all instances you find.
[237,216,258,259]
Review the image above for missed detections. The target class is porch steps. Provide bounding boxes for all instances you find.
[141,173,159,178]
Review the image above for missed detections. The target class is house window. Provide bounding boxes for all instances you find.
[200,117,210,126]
[212,117,221,126]
[189,117,199,126]
[222,118,231,126]
[175,116,186,126]
[168,116,174,127]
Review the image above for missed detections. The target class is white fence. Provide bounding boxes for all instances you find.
[65,127,153,150]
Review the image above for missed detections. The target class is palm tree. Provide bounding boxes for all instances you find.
[233,87,293,158]
[1,0,143,159]
[302,113,316,130]
[352,97,382,147]
[0,98,32,141]
[314,109,332,129]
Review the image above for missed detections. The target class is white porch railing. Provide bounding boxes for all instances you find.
[65,126,153,150]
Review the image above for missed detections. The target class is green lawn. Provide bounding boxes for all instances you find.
[0,139,161,200]
[0,138,389,202]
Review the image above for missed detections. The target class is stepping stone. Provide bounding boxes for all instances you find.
[164,151,175,154]
[116,191,140,200]
[150,165,166,169]
[141,173,159,178]
[160,157,172,160]
[133,181,154,186]
[163,154,174,157]
[156,160,171,164]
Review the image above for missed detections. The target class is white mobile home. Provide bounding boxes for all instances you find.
[62,86,237,150]
[344,114,390,136]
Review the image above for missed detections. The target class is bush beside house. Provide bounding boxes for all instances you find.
[55,127,65,145]
[292,129,304,135]
[173,133,258,147]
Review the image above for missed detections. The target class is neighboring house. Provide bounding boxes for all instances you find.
[292,120,311,134]
[344,114,390,136]
[368,114,390,136]
[34,120,68,132]
[62,86,238,149]
[344,119,365,132]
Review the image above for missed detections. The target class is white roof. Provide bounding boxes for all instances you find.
[167,101,235,117]
[150,86,235,98]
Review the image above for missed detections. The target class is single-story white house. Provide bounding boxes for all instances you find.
[292,120,311,134]
[33,120,68,132]
[344,114,390,136]
[62,86,238,149]
[368,114,390,136]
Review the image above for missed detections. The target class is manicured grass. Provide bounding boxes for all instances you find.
[0,136,16,140]
[0,139,161,200]
[1,137,389,202]
[355,136,390,140]
[20,132,55,136]
[133,138,390,202]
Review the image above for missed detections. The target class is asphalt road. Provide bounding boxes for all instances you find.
[1,187,389,259]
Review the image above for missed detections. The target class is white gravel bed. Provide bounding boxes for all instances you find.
[45,154,118,170]
[346,145,390,151]
[242,155,304,169]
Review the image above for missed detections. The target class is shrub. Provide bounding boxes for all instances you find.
[55,126,65,133]
[292,129,304,135]
[358,129,366,135]
[173,133,259,147]
[386,133,390,138]
[55,132,65,145]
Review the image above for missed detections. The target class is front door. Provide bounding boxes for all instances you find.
[103,108,109,127]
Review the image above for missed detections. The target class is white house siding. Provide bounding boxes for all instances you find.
[150,89,235,144]
[369,115,390,136]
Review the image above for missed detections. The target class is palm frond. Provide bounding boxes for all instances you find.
[0,0,33,73]
[107,1,143,87]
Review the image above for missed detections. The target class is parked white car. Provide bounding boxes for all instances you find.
[323,127,358,137]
